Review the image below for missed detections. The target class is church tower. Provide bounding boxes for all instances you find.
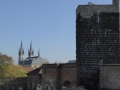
[18,41,24,64]
[28,42,34,57]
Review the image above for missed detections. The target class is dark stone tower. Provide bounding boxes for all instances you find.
[76,0,119,89]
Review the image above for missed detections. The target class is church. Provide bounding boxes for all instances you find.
[18,41,48,69]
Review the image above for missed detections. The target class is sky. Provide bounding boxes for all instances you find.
[0,0,112,64]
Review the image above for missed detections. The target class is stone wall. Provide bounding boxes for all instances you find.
[42,78,57,90]
[0,77,27,90]
[42,64,58,90]
[60,64,76,86]
[76,0,119,89]
[100,64,120,90]
[27,75,41,90]
[42,64,76,90]
[62,85,86,90]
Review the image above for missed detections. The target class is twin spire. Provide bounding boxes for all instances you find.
[28,42,34,57]
[19,41,24,55]
[19,41,40,57]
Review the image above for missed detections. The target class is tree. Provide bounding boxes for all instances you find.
[0,54,13,65]
[15,65,27,77]
[0,54,27,78]
[0,54,16,78]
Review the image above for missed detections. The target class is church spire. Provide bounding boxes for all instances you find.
[21,41,22,48]
[30,42,32,52]
[28,42,34,57]
[18,41,24,64]
[38,49,40,57]
[19,41,24,54]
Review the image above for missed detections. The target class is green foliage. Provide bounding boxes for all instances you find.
[0,54,13,65]
[0,54,27,78]
[15,66,27,77]
[0,54,15,78]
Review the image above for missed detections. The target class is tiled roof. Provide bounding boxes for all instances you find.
[14,65,33,72]
[27,67,41,75]
[19,56,48,65]
[22,67,34,72]
[32,57,48,64]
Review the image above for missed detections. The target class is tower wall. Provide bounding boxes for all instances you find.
[76,0,119,89]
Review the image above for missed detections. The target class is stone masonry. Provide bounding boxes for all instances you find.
[76,0,120,90]
[100,64,120,90]
[42,63,76,90]
[0,77,27,90]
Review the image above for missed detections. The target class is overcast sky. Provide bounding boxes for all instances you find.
[0,0,112,64]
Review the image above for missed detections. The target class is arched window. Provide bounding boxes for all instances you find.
[63,80,71,86]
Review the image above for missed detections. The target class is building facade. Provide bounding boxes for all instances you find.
[42,63,76,90]
[27,67,42,90]
[18,42,48,69]
[76,0,120,89]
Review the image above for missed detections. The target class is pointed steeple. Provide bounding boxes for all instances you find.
[32,49,34,55]
[19,41,24,54]
[22,47,24,54]
[29,42,34,57]
[30,42,32,53]
[28,49,30,57]
[38,49,40,57]
[18,41,24,64]
[21,41,22,48]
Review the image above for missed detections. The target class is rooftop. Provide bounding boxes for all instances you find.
[27,67,41,75]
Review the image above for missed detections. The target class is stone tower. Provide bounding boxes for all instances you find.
[18,41,24,64]
[76,0,119,89]
[28,42,34,57]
